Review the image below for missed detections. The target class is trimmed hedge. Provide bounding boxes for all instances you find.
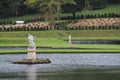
[60,13,120,20]
[0,13,120,25]
[0,26,50,31]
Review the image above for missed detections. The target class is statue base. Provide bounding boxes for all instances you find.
[27,46,36,59]
[13,58,51,64]
[68,41,72,48]
[13,46,51,64]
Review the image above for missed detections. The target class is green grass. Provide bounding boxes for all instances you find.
[60,4,120,17]
[0,13,38,22]
[0,49,120,54]
[0,30,120,53]
[76,4,120,16]
[0,38,120,49]
[0,30,119,38]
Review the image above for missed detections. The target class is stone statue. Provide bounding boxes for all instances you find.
[13,33,51,64]
[69,35,71,42]
[68,34,72,48]
[28,34,35,47]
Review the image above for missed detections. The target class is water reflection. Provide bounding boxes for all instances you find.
[27,65,36,80]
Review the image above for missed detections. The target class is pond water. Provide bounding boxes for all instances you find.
[0,53,120,80]
[72,40,120,45]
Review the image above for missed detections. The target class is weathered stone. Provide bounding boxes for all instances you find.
[13,58,51,64]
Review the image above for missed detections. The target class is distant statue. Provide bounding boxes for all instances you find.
[28,34,35,47]
[69,35,71,43]
[68,34,72,48]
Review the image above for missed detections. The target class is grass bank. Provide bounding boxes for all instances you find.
[76,4,120,16]
[0,49,120,54]
[0,30,120,53]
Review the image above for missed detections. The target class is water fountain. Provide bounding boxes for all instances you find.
[13,34,51,64]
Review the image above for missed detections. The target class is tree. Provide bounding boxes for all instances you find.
[25,0,75,29]
[107,0,120,3]
[0,0,9,17]
[0,0,4,15]
[55,0,76,20]
[84,0,90,9]
[8,0,23,17]
[62,0,84,19]
[89,0,108,10]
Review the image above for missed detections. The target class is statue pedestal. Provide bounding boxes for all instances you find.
[68,41,72,48]
[13,46,51,64]
[27,46,36,60]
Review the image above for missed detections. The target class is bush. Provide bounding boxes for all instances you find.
[90,0,108,10]
[80,15,84,19]
[104,13,108,18]
[0,27,2,31]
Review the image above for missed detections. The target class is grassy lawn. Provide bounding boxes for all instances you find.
[0,30,120,53]
[0,49,120,54]
[60,4,120,17]
[0,14,38,22]
[0,30,119,38]
[76,4,120,16]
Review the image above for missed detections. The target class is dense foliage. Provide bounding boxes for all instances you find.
[0,0,119,18]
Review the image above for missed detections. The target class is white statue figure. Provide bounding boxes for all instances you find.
[68,34,72,48]
[28,34,35,47]
[69,35,71,42]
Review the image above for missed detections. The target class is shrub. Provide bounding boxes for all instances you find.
[104,13,108,18]
[91,26,95,30]
[76,15,80,19]
[0,27,2,31]
[80,15,84,19]
[97,14,101,18]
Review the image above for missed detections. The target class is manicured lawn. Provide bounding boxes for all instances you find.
[0,30,120,53]
[0,30,119,38]
[0,30,119,46]
[76,4,120,16]
[0,49,120,54]
[57,4,120,17]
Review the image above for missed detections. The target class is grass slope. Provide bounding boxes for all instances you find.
[0,30,120,53]
[76,4,120,16]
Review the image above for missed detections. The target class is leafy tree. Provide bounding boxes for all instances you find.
[107,0,120,3]
[0,1,4,15]
[89,0,108,10]
[62,0,84,19]
[8,0,23,17]
[0,0,9,17]
[25,0,75,29]
[84,0,91,9]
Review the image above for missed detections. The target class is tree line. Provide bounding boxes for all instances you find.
[0,0,119,18]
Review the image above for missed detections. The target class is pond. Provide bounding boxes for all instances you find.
[72,40,120,45]
[0,53,120,80]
